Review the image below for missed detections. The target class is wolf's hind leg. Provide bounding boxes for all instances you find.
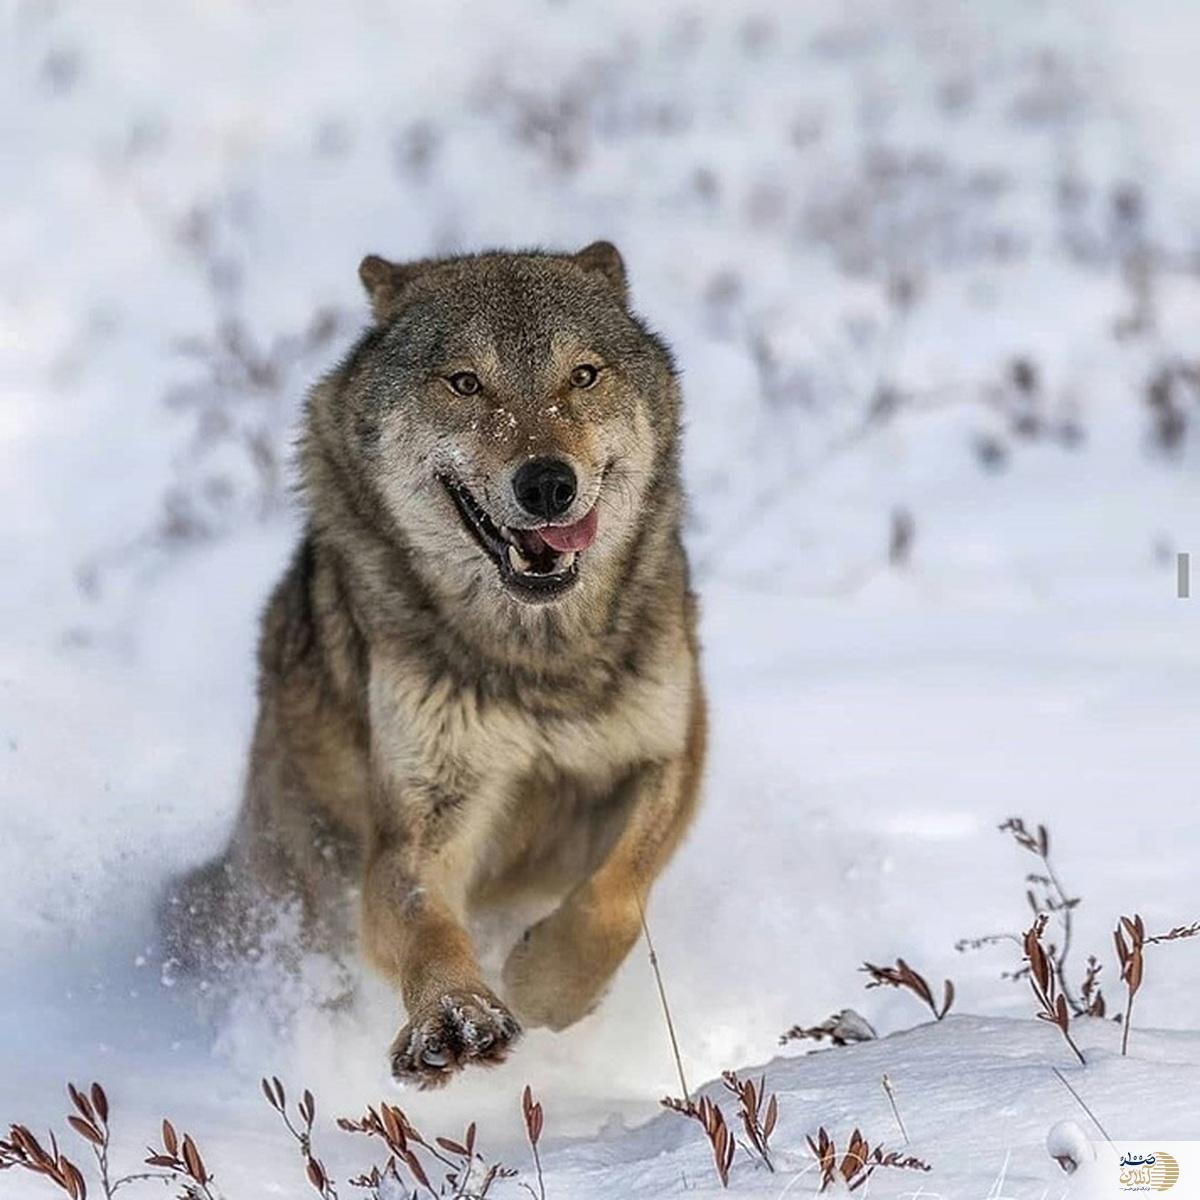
[502,697,706,1030]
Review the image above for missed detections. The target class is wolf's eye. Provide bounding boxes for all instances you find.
[447,371,481,396]
[570,364,600,389]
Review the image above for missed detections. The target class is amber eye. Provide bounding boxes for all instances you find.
[447,371,481,396]
[570,363,600,389]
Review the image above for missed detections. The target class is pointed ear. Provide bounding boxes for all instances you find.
[573,240,628,304]
[358,254,424,322]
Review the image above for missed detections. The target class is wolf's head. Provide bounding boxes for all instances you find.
[307,243,682,633]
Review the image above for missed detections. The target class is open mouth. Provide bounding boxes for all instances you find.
[440,476,599,600]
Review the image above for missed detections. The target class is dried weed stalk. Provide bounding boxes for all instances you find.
[1112,914,1200,1055]
[861,958,955,1021]
[6,1078,532,1200]
[1000,818,1085,1009]
[1,1080,221,1200]
[806,1126,931,1193]
[1079,955,1106,1017]
[637,898,691,1105]
[144,1118,221,1200]
[520,1086,546,1200]
[1114,914,1145,1057]
[1024,914,1086,1066]
[720,1072,778,1172]
[958,818,1111,1016]
[880,1075,909,1146]
[261,1077,336,1199]
[337,1101,513,1199]
[660,1095,735,1188]
[1146,920,1200,946]
[0,1125,88,1199]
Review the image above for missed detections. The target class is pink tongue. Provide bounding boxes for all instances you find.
[537,505,599,553]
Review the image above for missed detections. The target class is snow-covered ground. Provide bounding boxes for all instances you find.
[3,1,1200,1196]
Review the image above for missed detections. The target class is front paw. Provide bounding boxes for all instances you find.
[389,988,521,1088]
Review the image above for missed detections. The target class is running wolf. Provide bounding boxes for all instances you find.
[162,241,706,1086]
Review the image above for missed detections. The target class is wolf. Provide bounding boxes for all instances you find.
[161,241,706,1086]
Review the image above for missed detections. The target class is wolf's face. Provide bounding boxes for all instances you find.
[330,244,679,615]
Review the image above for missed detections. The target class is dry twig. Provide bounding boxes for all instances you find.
[1024,915,1086,1066]
[861,958,954,1021]
[661,1096,736,1188]
[721,1073,777,1172]
[1114,915,1145,1057]
[806,1126,931,1193]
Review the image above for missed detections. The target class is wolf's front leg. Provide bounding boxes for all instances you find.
[362,817,521,1088]
[502,706,706,1031]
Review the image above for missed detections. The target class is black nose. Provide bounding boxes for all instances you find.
[512,458,577,520]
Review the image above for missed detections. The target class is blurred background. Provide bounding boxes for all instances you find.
[2,0,1199,1181]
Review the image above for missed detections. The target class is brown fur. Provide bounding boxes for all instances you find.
[161,242,706,1085]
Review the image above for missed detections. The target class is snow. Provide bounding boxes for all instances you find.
[4,0,1200,1196]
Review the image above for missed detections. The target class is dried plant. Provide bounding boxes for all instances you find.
[143,1118,222,1200]
[1114,914,1145,1057]
[520,1086,546,1200]
[720,1072,778,1172]
[805,1126,931,1193]
[0,1125,88,1198]
[1146,920,1200,945]
[960,818,1095,1013]
[1000,817,1085,1010]
[1024,914,1086,1066]
[6,1077,533,1200]
[65,1082,187,1199]
[880,1075,909,1146]
[660,1095,735,1188]
[861,958,955,1021]
[261,1077,337,1199]
[1,1081,221,1200]
[337,1101,513,1199]
[1079,956,1106,1017]
[637,898,691,1105]
[780,1009,877,1047]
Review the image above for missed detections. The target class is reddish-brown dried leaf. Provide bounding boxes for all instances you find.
[89,1085,108,1126]
[64,1158,87,1200]
[403,1149,431,1191]
[67,1117,103,1146]
[940,979,955,1017]
[181,1134,207,1183]
[305,1156,325,1190]
[764,1094,778,1140]
[67,1085,90,1122]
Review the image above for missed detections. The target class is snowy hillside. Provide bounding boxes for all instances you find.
[3,0,1200,1196]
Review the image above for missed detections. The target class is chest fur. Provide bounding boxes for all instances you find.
[368,645,693,800]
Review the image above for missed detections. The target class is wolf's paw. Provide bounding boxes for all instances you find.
[389,989,521,1088]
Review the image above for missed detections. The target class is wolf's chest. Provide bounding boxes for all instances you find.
[369,652,691,796]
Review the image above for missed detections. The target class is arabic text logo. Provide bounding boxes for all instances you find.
[1119,1150,1179,1192]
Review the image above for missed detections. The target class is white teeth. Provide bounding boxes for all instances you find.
[507,543,532,573]
[559,551,576,569]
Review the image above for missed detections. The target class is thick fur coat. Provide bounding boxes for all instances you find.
[162,242,706,1085]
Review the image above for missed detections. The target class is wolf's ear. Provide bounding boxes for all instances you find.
[573,240,628,305]
[358,254,424,322]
